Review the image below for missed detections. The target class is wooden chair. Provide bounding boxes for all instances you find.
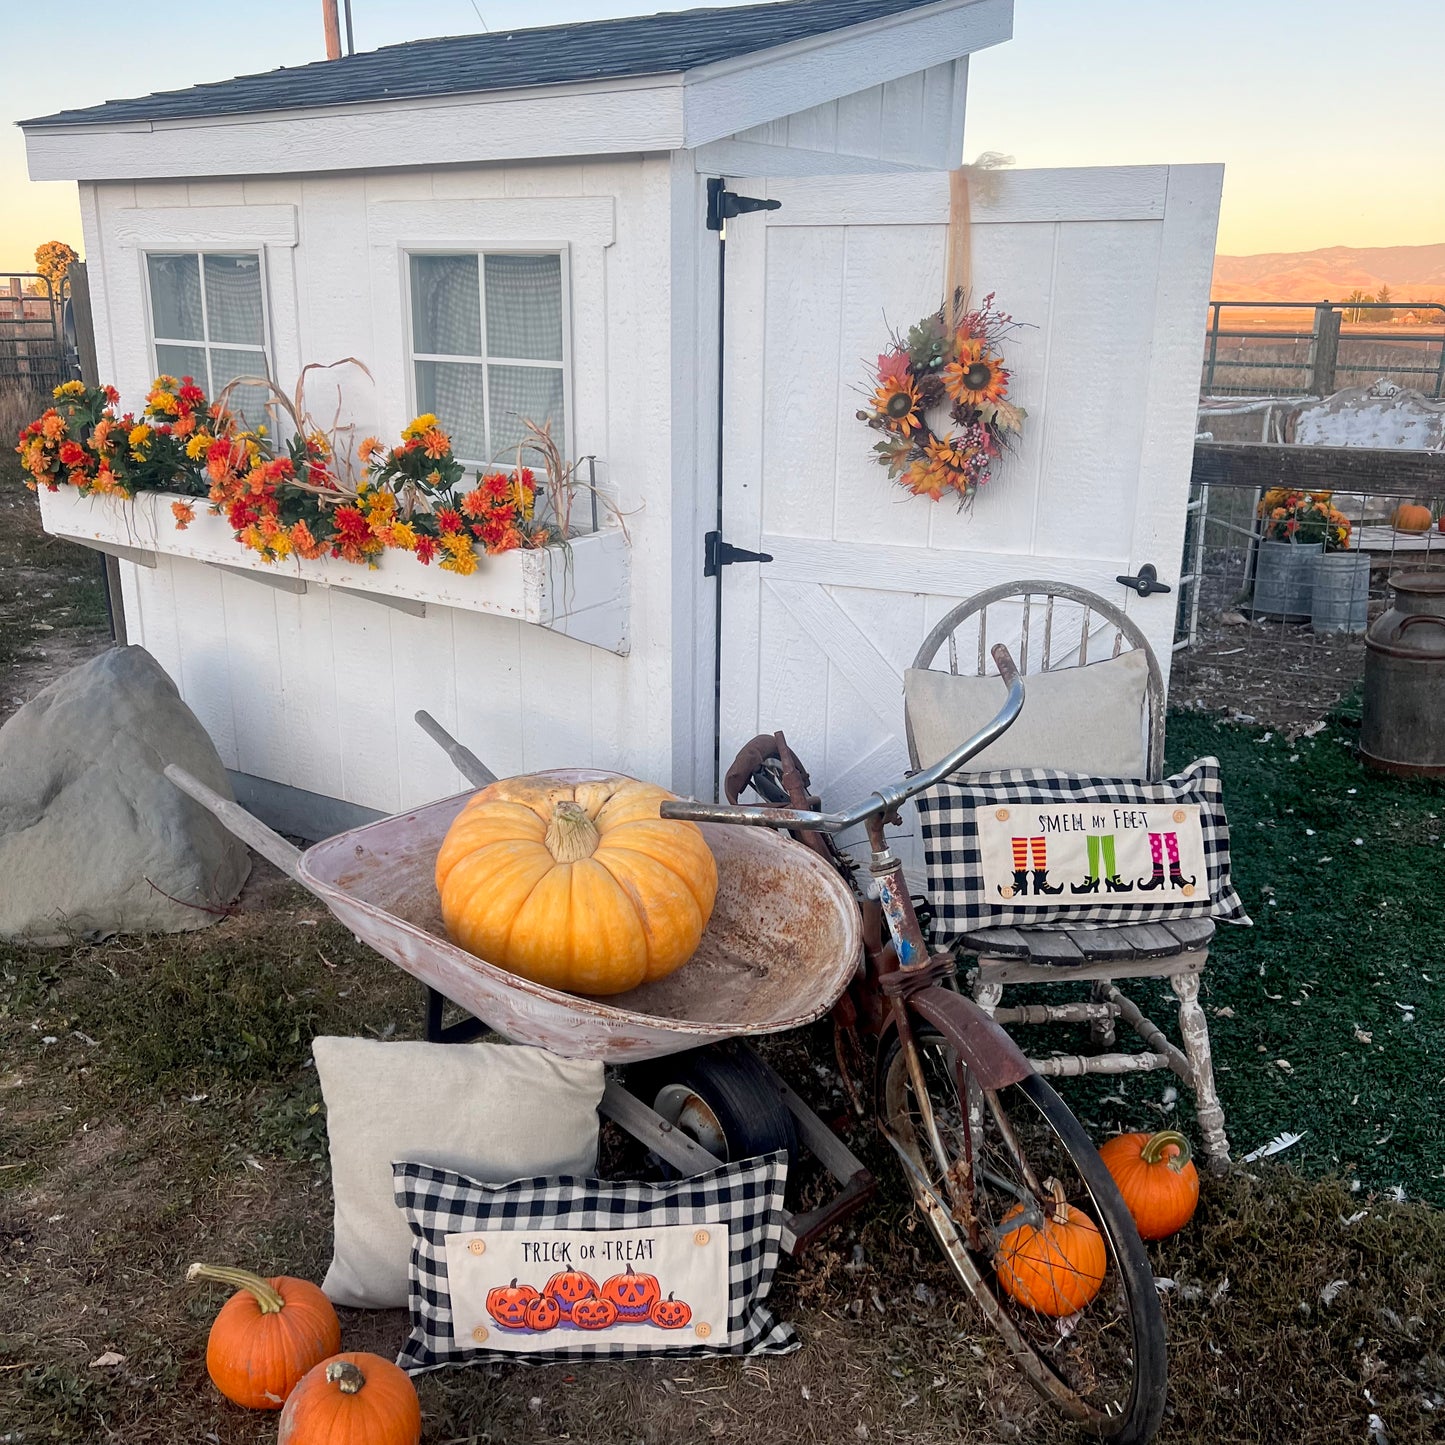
[907,580,1230,1173]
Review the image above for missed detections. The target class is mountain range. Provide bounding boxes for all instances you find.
[1211,243,1445,306]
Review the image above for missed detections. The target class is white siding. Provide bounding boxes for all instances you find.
[92,157,680,808]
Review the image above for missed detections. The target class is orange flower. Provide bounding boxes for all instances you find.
[872,375,921,435]
[40,412,65,441]
[171,500,196,530]
[289,520,325,559]
[942,338,1009,408]
[359,435,384,462]
[421,427,450,460]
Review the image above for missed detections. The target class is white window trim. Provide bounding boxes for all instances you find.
[141,248,274,409]
[400,244,575,470]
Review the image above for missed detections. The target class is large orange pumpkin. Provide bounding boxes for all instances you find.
[1393,503,1433,533]
[994,1183,1107,1318]
[601,1268,662,1320]
[277,1354,420,1445]
[1098,1130,1200,1241]
[435,771,718,995]
[187,1262,341,1410]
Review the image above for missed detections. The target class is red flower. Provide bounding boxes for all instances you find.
[58,441,85,465]
[415,535,439,565]
[178,381,206,407]
[461,487,488,519]
[436,507,463,533]
[334,506,372,546]
[481,472,511,502]
[102,385,120,405]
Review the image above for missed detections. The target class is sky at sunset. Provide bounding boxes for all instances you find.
[2,0,1442,272]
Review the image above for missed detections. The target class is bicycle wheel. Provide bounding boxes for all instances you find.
[878,1024,1167,1442]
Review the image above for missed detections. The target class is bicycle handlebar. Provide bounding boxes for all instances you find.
[660,643,1024,834]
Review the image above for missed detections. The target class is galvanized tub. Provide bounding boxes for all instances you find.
[1311,550,1371,634]
[1360,572,1445,776]
[1252,539,1322,621]
[296,772,863,1062]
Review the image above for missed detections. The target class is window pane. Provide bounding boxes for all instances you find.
[484,254,563,362]
[410,254,481,356]
[204,253,264,346]
[155,343,209,390]
[148,254,202,341]
[211,347,271,426]
[415,360,487,462]
[487,364,564,461]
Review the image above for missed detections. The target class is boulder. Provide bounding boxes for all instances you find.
[0,646,250,945]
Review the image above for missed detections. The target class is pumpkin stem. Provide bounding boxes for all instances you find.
[1139,1130,1193,1172]
[325,1360,366,1395]
[1043,1177,1073,1225]
[186,1262,286,1315]
[545,800,601,862]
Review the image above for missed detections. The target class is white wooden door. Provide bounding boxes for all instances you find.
[716,165,1221,838]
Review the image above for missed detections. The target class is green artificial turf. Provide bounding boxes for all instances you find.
[1162,703,1445,1205]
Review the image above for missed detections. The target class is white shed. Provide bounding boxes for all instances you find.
[21,0,1221,838]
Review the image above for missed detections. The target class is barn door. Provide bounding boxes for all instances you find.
[713,165,1220,836]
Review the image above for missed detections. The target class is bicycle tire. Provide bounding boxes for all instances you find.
[878,1024,1167,1442]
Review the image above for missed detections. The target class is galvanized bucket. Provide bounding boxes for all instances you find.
[1252,539,1321,621]
[1311,550,1371,634]
[1360,572,1445,776]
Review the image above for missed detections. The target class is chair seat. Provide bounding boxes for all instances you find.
[958,916,1215,966]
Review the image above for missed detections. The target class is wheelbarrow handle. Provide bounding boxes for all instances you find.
[162,764,302,880]
[413,711,499,789]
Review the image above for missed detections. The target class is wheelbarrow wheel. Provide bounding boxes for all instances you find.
[878,1026,1167,1443]
[630,1044,800,1172]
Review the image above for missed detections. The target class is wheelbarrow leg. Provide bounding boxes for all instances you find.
[414,710,498,788]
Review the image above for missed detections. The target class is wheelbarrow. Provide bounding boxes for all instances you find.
[164,715,875,1252]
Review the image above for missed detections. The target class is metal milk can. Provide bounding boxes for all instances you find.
[1360,571,1445,776]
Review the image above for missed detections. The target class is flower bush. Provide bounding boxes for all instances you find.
[15,377,569,576]
[1257,488,1352,551]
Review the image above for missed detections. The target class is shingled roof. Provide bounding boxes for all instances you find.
[21,0,946,129]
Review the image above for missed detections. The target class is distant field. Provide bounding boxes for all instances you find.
[1202,328,1445,397]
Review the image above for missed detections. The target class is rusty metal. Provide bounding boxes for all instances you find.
[1361,572,1445,776]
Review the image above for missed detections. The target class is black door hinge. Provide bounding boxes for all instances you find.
[705,530,773,577]
[706,177,782,232]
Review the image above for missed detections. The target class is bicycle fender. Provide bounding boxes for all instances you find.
[902,988,1034,1091]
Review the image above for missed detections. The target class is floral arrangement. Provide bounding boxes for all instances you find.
[15,371,574,578]
[1257,488,1352,551]
[857,290,1025,508]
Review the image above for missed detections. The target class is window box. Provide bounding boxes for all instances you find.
[37,485,630,655]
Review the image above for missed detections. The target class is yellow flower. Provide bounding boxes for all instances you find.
[129,423,152,459]
[388,521,418,551]
[185,432,214,460]
[147,388,179,416]
[306,430,332,458]
[402,413,440,440]
[439,531,478,575]
[53,380,86,398]
[366,490,397,525]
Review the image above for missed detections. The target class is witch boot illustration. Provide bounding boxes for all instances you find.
[998,836,1030,898]
[1030,836,1064,895]
[1138,831,1167,891]
[1165,831,1196,893]
[1071,835,1102,894]
[1101,834,1133,893]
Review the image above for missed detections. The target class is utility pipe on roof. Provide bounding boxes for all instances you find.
[322,0,343,60]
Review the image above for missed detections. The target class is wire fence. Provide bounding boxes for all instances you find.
[0,273,73,398]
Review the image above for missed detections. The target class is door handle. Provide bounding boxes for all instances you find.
[1116,564,1172,598]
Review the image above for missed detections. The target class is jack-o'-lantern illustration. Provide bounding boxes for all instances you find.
[649,1292,692,1329]
[570,1296,619,1331]
[524,1294,562,1332]
[543,1268,599,1316]
[601,1268,662,1320]
[486,1279,540,1330]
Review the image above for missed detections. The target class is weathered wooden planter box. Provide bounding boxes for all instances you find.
[37,486,630,655]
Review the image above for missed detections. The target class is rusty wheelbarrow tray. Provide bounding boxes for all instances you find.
[165,730,873,1252]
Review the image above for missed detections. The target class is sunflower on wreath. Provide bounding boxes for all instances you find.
[858,290,1025,508]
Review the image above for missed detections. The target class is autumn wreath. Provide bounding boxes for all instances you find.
[858,290,1025,508]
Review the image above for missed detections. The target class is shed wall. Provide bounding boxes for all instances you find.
[81,157,678,813]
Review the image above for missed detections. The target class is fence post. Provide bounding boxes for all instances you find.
[68,260,99,386]
[1310,302,1341,397]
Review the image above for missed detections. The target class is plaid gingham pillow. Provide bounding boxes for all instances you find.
[393,1153,797,1373]
[915,756,1250,941]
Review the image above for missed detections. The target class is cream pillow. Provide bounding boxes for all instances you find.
[905,649,1150,777]
[314,1036,604,1309]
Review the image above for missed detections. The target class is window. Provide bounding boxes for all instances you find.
[145,252,270,421]
[406,251,568,467]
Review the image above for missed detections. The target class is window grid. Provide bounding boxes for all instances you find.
[404,248,571,470]
[144,250,270,410]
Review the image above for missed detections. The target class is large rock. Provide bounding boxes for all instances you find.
[0,646,250,945]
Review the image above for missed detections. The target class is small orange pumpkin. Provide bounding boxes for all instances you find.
[1098,1129,1200,1241]
[524,1294,562,1332]
[187,1262,341,1410]
[486,1278,541,1330]
[649,1292,692,1329]
[601,1267,662,1320]
[995,1182,1107,1318]
[544,1268,599,1315]
[571,1296,619,1331]
[1393,503,1433,533]
[277,1353,420,1445]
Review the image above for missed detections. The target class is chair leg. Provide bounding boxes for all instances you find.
[1089,978,1117,1048]
[1170,969,1230,1174]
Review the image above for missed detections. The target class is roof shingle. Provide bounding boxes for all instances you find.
[20,0,945,129]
